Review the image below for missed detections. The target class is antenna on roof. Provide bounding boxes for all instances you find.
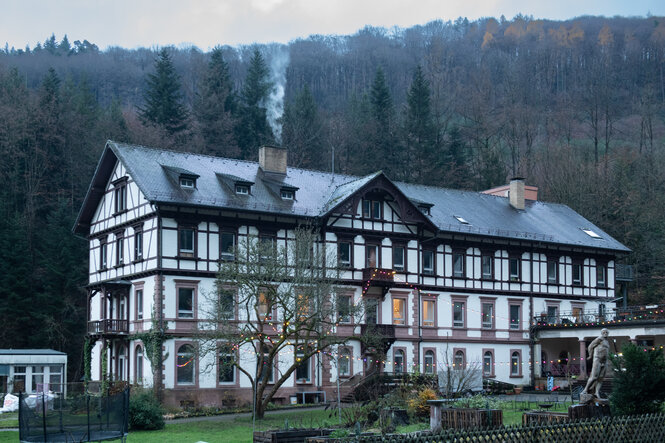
[331,145,335,179]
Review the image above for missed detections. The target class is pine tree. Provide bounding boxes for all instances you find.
[282,85,323,169]
[404,65,437,183]
[139,48,188,134]
[194,47,238,156]
[369,67,398,177]
[236,48,273,159]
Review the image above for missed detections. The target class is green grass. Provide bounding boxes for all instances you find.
[0,412,18,429]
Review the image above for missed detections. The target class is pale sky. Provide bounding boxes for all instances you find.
[2,0,665,51]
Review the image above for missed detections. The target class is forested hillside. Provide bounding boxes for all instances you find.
[1,15,665,379]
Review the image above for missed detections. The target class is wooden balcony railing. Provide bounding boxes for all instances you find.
[87,319,129,335]
[360,323,396,339]
[362,268,395,286]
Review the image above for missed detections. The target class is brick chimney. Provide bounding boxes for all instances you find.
[259,145,287,174]
[509,177,525,210]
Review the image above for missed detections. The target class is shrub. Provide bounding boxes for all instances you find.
[454,394,502,409]
[129,390,165,430]
[407,388,438,418]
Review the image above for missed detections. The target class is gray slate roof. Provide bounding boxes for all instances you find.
[0,349,66,355]
[84,141,629,253]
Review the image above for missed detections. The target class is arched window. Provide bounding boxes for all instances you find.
[135,346,144,383]
[394,349,405,374]
[483,351,493,376]
[177,344,196,384]
[338,348,351,377]
[511,351,521,376]
[453,350,465,370]
[424,350,435,374]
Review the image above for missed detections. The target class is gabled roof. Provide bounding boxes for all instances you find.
[74,141,630,254]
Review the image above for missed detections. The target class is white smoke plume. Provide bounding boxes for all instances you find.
[266,44,289,144]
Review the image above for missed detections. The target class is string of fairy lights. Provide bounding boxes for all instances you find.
[174,269,665,371]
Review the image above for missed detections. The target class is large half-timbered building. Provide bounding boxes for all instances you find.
[75,141,632,407]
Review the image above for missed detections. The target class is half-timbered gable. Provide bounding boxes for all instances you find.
[76,141,635,408]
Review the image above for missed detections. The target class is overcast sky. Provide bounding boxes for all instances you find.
[3,0,665,51]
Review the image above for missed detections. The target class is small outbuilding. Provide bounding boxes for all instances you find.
[0,349,67,396]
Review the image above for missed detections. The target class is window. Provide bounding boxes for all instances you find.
[582,228,602,239]
[219,345,235,383]
[422,299,435,327]
[136,289,143,320]
[599,303,606,320]
[338,348,351,377]
[295,347,311,382]
[178,226,195,257]
[280,189,294,200]
[481,255,493,279]
[572,306,583,322]
[366,244,379,268]
[509,257,520,281]
[100,238,108,270]
[547,305,558,323]
[114,182,127,214]
[572,262,583,286]
[481,303,494,329]
[220,232,235,261]
[483,351,493,376]
[32,366,44,392]
[422,250,434,275]
[392,298,406,325]
[511,351,521,376]
[362,199,382,219]
[547,260,557,284]
[453,302,465,328]
[257,292,271,320]
[338,241,351,268]
[394,349,405,374]
[509,305,520,330]
[337,293,352,323]
[393,246,405,271]
[259,235,275,261]
[596,264,606,287]
[49,365,62,392]
[178,287,194,318]
[116,234,124,266]
[365,298,378,324]
[219,287,235,319]
[176,344,195,384]
[235,184,249,195]
[454,215,469,224]
[12,366,26,393]
[453,251,464,278]
[180,177,195,188]
[134,347,144,383]
[423,350,435,374]
[453,350,465,370]
[134,230,143,261]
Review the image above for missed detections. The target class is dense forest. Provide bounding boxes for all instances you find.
[1,15,665,380]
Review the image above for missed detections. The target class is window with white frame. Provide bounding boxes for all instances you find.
[547,260,558,284]
[338,348,351,377]
[392,297,406,325]
[295,347,311,382]
[176,344,195,384]
[337,293,352,323]
[393,246,405,271]
[116,234,124,265]
[220,231,236,261]
[100,238,108,270]
[218,345,235,383]
[572,261,583,286]
[178,287,194,318]
[483,351,493,376]
[422,299,435,327]
[178,226,195,257]
[394,349,405,374]
[511,351,521,376]
[509,304,521,330]
[134,230,143,261]
[453,301,465,328]
[453,350,465,370]
[452,251,464,278]
[338,241,351,268]
[481,302,494,329]
[423,350,435,374]
[366,244,379,268]
[114,181,127,214]
[422,250,434,275]
[481,254,493,279]
[596,263,606,287]
[509,256,520,281]
[136,289,143,320]
[136,347,144,382]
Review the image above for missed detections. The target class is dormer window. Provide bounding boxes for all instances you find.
[180,177,195,189]
[235,184,249,195]
[362,199,382,219]
[280,189,294,200]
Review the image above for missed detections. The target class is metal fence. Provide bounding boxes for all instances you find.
[330,412,665,443]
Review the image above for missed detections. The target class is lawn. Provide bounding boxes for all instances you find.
[0,412,18,429]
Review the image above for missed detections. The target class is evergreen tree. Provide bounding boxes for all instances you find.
[44,34,58,55]
[368,67,398,177]
[194,47,238,156]
[610,343,665,415]
[441,125,471,188]
[404,65,436,183]
[139,48,188,135]
[282,85,323,169]
[236,48,273,159]
[59,35,71,55]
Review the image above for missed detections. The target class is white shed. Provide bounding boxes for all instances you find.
[0,349,67,396]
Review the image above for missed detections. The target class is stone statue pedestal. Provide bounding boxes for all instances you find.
[569,401,611,420]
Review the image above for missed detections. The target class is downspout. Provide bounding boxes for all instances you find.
[156,205,164,401]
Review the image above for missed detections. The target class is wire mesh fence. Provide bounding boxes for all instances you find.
[18,388,129,443]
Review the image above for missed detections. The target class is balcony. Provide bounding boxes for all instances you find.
[615,264,634,282]
[360,323,396,339]
[87,319,129,335]
[362,268,394,289]
[532,304,665,328]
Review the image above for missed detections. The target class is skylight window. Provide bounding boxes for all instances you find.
[180,177,195,188]
[454,215,469,224]
[582,228,602,239]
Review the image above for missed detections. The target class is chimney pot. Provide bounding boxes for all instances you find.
[509,177,525,210]
[259,145,287,174]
